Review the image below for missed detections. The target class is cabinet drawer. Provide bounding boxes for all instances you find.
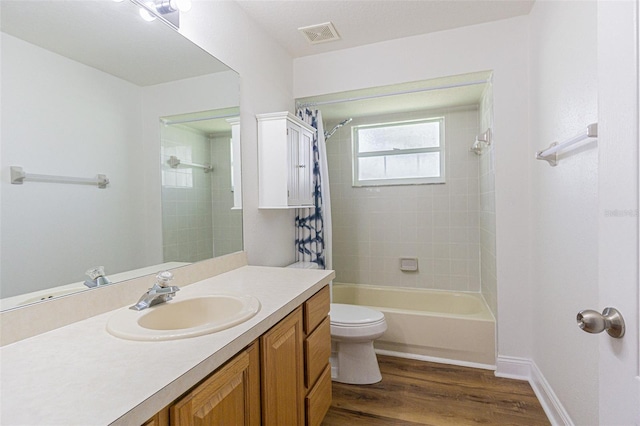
[304,316,330,389]
[305,364,332,426]
[304,286,330,334]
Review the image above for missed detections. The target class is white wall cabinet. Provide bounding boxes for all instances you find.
[257,112,315,208]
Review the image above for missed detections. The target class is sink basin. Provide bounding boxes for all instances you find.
[107,294,261,341]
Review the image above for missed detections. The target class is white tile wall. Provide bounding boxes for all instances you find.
[327,106,483,292]
[478,84,498,317]
[161,125,214,262]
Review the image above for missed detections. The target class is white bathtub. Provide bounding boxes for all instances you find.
[332,283,496,367]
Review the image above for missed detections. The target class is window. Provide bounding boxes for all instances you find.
[352,117,445,186]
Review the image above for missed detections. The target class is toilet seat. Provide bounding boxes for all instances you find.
[330,303,387,341]
[330,303,385,326]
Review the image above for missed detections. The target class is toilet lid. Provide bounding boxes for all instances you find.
[330,303,385,326]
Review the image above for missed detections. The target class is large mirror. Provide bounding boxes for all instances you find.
[0,1,241,310]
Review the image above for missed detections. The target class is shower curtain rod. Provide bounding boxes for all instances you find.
[296,79,489,108]
[161,113,238,126]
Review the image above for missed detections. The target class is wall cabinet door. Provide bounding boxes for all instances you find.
[261,306,304,426]
[170,342,260,426]
[287,122,314,207]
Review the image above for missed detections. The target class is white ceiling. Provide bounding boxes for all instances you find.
[235,0,535,58]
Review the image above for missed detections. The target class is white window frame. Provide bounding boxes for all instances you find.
[352,117,445,187]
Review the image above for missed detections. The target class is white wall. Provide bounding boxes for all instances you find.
[179,2,296,267]
[528,2,599,423]
[0,33,148,297]
[294,17,532,359]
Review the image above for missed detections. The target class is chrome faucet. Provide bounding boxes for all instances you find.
[129,271,180,311]
[84,266,111,288]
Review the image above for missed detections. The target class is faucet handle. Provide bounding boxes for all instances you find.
[156,271,174,287]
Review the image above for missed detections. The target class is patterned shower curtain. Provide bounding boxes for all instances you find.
[295,108,331,269]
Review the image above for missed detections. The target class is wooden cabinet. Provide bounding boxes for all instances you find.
[170,342,260,426]
[143,286,331,426]
[257,112,315,208]
[302,286,332,426]
[261,307,305,426]
[259,286,331,426]
[141,409,168,426]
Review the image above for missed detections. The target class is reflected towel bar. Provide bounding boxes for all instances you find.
[10,166,109,188]
[167,155,213,173]
[536,123,598,166]
[470,128,492,155]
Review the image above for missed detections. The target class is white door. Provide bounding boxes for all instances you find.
[597,1,639,423]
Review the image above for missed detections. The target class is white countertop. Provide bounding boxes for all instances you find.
[0,265,334,425]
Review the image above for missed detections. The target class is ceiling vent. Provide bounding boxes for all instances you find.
[298,22,341,44]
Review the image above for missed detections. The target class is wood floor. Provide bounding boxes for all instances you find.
[322,355,550,426]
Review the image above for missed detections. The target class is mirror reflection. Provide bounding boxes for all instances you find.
[160,109,242,262]
[0,0,241,311]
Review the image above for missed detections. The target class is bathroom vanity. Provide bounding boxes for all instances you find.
[146,285,331,426]
[0,260,334,425]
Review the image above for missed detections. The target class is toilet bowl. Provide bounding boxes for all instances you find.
[330,303,387,385]
[284,262,387,384]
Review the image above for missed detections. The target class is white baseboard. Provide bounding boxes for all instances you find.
[495,355,532,380]
[496,355,573,426]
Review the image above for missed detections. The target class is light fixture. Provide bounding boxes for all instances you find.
[138,2,157,22]
[130,0,192,28]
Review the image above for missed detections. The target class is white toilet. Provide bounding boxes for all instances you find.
[329,303,387,384]
[285,261,387,385]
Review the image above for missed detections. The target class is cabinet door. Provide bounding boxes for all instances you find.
[305,365,332,426]
[287,123,314,207]
[297,127,314,206]
[141,408,168,426]
[304,317,331,390]
[261,307,304,426]
[170,343,260,426]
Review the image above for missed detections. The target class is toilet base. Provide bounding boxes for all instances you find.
[330,340,382,384]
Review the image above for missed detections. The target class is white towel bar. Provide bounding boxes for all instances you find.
[10,166,109,188]
[167,156,213,173]
[536,123,598,166]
